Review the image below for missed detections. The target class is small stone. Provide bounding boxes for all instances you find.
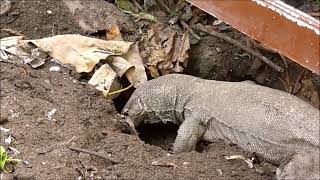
[183,162,189,165]
[47,108,57,121]
[49,66,61,72]
[213,19,223,26]
[23,160,33,168]
[4,135,12,144]
[0,126,10,133]
[255,168,265,175]
[215,47,222,53]
[47,10,52,14]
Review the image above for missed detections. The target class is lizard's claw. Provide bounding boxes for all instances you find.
[118,116,139,136]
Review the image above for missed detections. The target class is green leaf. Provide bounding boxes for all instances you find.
[0,146,21,173]
[116,0,134,12]
[0,146,8,172]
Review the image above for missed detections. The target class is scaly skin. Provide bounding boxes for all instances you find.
[122,74,320,179]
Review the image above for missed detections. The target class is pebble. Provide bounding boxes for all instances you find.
[255,167,265,175]
[49,66,61,72]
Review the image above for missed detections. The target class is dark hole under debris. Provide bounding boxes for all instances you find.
[135,121,210,152]
[136,122,179,151]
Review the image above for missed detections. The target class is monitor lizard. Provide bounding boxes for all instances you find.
[122,74,320,179]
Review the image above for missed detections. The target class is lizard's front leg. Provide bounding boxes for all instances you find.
[173,116,207,153]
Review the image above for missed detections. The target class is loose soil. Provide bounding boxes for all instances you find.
[0,0,318,179]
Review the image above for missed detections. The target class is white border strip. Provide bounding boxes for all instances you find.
[253,0,320,35]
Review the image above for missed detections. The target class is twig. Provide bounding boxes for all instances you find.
[192,24,284,72]
[108,83,133,96]
[68,146,120,164]
[308,12,320,17]
[151,160,177,169]
[291,69,306,94]
[278,71,292,93]
[132,0,142,11]
[1,28,26,38]
[154,0,171,14]
[180,20,201,40]
[37,136,75,154]
[279,54,288,69]
[50,23,56,37]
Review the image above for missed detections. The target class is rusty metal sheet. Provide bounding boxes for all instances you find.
[187,0,320,74]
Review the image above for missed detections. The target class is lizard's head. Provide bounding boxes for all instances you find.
[121,94,148,127]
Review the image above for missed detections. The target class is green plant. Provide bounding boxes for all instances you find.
[0,146,21,173]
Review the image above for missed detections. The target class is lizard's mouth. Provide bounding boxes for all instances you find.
[137,121,179,151]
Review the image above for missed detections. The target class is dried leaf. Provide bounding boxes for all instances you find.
[109,56,134,77]
[297,77,320,109]
[148,49,165,66]
[123,43,148,87]
[88,64,122,99]
[1,34,148,98]
[147,66,160,78]
[140,23,190,76]
[28,34,133,73]
[0,36,48,67]
[0,36,31,64]
[172,32,190,64]
[106,25,123,41]
[163,32,176,55]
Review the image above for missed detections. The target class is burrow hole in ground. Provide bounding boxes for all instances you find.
[113,93,209,152]
[136,121,210,152]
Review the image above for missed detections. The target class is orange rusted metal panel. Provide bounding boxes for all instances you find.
[187,0,320,74]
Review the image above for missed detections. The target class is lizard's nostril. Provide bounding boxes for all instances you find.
[122,111,128,116]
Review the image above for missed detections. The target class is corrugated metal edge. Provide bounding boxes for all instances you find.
[187,0,320,74]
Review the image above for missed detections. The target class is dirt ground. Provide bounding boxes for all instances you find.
[0,0,319,179]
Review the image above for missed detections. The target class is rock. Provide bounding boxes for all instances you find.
[63,0,136,33]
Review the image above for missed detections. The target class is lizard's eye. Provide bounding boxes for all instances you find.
[138,98,143,108]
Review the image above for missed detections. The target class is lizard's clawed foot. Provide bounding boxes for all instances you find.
[118,116,139,136]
